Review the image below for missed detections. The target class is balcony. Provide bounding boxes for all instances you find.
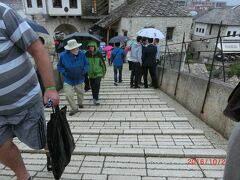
[23,0,82,16]
[23,0,47,15]
[47,0,82,16]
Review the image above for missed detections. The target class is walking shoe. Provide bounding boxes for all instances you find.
[134,86,140,88]
[47,155,52,171]
[69,110,79,116]
[118,80,122,83]
[114,82,118,86]
[78,104,84,108]
[93,99,100,106]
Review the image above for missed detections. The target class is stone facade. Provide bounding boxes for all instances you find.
[117,17,192,51]
[191,23,235,62]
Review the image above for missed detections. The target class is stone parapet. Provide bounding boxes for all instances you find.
[157,66,236,138]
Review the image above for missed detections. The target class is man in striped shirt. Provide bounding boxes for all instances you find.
[0,3,59,180]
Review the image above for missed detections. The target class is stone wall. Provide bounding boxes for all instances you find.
[157,66,237,139]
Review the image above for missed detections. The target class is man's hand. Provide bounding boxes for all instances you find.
[43,90,60,107]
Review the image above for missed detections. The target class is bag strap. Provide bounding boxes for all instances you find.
[112,50,120,61]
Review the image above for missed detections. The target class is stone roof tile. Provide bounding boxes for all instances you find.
[195,7,240,26]
[95,0,191,28]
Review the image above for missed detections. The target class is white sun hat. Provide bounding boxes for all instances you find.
[64,39,82,50]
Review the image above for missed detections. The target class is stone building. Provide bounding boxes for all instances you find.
[191,5,240,62]
[92,0,192,51]
[19,0,192,52]
[186,0,226,13]
[21,0,125,38]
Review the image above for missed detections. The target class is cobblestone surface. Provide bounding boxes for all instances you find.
[1,64,228,179]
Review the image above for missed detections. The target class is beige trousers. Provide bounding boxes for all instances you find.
[64,83,84,111]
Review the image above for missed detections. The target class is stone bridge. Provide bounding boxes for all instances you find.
[0,64,228,180]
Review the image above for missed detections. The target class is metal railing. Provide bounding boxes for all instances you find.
[158,22,240,113]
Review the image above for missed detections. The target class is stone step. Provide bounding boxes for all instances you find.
[18,148,226,158]
[95,86,157,89]
[45,116,189,122]
[45,107,175,112]
[59,96,161,100]
[57,101,167,106]
[68,128,204,135]
[83,88,154,92]
[60,94,160,100]
[60,91,156,95]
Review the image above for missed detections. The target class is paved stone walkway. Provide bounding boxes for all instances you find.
[1,64,228,180]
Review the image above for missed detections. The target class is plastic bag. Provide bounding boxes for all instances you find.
[47,106,75,179]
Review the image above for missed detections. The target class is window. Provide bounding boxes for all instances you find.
[70,0,77,8]
[196,28,198,32]
[202,29,204,33]
[53,0,62,8]
[233,31,237,37]
[199,28,202,32]
[166,27,174,40]
[37,0,43,8]
[92,0,97,13]
[27,0,32,8]
[227,31,231,37]
[209,24,213,35]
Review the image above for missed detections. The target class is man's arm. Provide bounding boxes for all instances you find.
[138,46,142,65]
[27,39,59,106]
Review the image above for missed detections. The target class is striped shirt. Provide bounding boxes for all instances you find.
[0,3,41,115]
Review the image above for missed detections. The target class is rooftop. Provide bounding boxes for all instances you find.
[195,6,240,25]
[95,0,191,28]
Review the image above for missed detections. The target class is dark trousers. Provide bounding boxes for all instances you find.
[114,65,122,83]
[89,77,101,100]
[84,73,90,91]
[143,66,157,88]
[138,66,143,84]
[128,61,133,71]
[130,62,140,87]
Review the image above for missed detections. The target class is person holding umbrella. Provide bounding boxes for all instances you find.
[85,41,106,105]
[57,39,89,116]
[111,42,126,85]
[103,45,113,66]
[142,38,158,88]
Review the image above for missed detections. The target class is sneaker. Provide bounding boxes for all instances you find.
[47,155,52,171]
[78,104,84,108]
[114,82,118,86]
[93,99,100,106]
[69,110,79,116]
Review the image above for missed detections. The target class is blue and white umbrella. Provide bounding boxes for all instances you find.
[136,28,165,39]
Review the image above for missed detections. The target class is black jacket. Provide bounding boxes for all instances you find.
[142,44,157,67]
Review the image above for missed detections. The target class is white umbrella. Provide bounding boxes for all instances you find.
[136,28,165,39]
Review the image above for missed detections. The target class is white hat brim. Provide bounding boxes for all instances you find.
[64,43,82,50]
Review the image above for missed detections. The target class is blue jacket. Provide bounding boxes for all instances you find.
[57,50,89,86]
[110,47,125,67]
